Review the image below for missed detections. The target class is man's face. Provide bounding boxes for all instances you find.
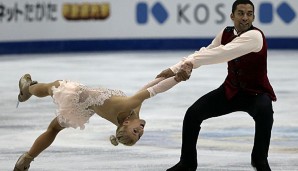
[231,4,255,33]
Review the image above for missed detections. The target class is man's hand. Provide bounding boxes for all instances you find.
[156,68,175,79]
[174,61,193,82]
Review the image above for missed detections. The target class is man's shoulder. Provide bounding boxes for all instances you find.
[250,26,265,34]
[247,27,265,37]
[224,26,234,32]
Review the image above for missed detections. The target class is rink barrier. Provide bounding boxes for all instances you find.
[0,38,298,55]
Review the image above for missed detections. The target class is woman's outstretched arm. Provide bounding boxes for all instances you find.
[122,76,179,114]
[137,60,193,93]
[137,77,165,92]
[127,74,190,113]
[130,62,193,114]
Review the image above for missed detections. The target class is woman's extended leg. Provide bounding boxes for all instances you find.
[28,117,65,157]
[18,73,61,102]
[14,117,65,171]
[29,80,60,98]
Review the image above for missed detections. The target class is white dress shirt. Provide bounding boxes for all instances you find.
[170,28,264,73]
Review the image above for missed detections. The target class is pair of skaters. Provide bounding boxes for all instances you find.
[15,1,276,170]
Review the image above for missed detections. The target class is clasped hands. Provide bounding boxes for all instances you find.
[156,61,193,82]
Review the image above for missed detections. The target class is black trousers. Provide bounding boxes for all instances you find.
[180,85,274,166]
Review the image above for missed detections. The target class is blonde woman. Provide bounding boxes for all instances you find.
[14,63,192,171]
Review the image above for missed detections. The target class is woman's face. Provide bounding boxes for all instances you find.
[122,119,146,143]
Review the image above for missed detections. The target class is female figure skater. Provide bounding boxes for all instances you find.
[13,63,192,171]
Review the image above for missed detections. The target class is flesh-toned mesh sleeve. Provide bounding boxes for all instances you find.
[147,77,178,97]
[138,77,165,92]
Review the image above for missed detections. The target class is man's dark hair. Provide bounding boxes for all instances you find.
[232,0,254,13]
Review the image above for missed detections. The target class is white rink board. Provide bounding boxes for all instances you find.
[0,0,297,41]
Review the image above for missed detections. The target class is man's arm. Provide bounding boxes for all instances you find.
[170,29,223,73]
[157,29,262,76]
[156,29,223,78]
[185,30,263,68]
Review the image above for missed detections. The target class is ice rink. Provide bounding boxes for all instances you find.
[0,50,298,171]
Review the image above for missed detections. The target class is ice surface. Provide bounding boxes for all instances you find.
[0,50,297,170]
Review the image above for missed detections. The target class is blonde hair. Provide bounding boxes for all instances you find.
[110,125,136,146]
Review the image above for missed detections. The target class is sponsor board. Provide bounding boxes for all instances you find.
[0,0,297,53]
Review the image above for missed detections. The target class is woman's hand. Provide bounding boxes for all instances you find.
[155,68,175,79]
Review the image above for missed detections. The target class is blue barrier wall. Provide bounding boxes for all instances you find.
[1,38,298,55]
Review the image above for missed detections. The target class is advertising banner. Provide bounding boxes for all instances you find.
[0,0,297,54]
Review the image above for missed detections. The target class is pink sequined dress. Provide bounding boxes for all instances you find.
[51,80,126,130]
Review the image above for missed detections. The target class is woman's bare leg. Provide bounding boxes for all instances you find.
[29,80,61,98]
[14,117,65,170]
[28,117,65,157]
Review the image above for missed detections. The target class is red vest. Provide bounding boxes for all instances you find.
[221,26,276,101]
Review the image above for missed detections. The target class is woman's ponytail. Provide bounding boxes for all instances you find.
[109,135,119,146]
